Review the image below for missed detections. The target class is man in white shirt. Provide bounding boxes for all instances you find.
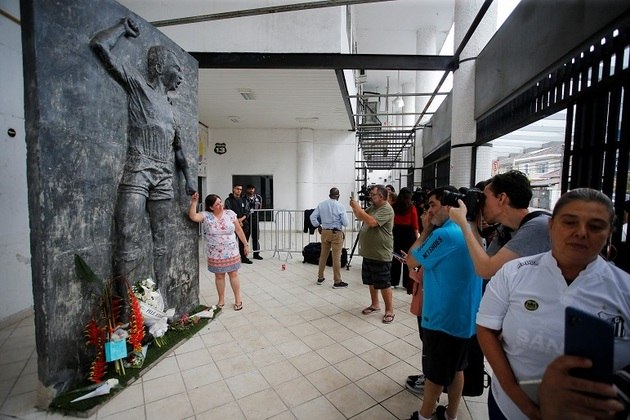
[310,187,349,288]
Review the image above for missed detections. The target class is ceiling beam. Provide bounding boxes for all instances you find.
[152,0,397,27]
[190,52,454,71]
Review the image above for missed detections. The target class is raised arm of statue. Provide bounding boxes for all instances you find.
[90,17,139,86]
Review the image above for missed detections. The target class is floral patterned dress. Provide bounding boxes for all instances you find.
[202,209,241,273]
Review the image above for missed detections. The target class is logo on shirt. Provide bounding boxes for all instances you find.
[516,259,539,269]
[422,236,443,259]
[524,300,539,311]
[599,310,626,338]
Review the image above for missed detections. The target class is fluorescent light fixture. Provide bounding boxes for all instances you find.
[295,117,319,123]
[394,70,404,108]
[238,89,255,100]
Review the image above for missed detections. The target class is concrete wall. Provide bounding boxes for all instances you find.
[203,128,356,211]
[421,93,453,157]
[0,0,32,326]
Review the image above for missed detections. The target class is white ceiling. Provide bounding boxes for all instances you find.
[117,0,456,130]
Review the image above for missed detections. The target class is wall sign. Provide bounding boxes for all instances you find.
[214,142,227,155]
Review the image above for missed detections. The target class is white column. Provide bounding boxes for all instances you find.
[401,81,414,189]
[296,128,314,210]
[414,27,439,186]
[450,0,497,187]
[415,27,440,117]
[475,144,493,184]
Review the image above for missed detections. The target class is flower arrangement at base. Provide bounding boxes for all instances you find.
[75,255,145,383]
[132,278,175,347]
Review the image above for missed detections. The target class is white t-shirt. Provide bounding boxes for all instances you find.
[477,252,630,419]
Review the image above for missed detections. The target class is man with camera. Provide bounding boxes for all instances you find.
[444,171,551,416]
[350,185,395,323]
[449,170,551,280]
[405,186,482,420]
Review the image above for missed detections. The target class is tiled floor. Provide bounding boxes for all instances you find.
[0,245,490,419]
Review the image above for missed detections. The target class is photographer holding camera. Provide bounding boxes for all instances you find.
[448,170,551,280]
[448,171,552,419]
[405,186,482,420]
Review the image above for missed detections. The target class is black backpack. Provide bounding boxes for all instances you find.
[302,242,348,267]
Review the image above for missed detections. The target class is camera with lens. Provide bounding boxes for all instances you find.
[358,185,371,202]
[412,188,427,206]
[441,187,484,221]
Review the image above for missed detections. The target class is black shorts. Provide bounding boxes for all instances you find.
[422,328,470,386]
[361,258,392,290]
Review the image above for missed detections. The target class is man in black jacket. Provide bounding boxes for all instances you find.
[224,184,252,264]
[245,185,264,260]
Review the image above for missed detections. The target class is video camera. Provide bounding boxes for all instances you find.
[411,188,427,206]
[357,185,371,203]
[441,187,485,221]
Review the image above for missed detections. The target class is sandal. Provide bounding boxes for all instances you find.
[234,302,243,311]
[382,313,395,324]
[361,306,380,315]
[217,303,225,308]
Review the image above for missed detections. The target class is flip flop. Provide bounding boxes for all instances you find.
[362,306,380,315]
[382,313,395,324]
[234,302,243,311]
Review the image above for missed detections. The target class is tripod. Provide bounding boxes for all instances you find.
[346,227,361,270]
[346,200,368,270]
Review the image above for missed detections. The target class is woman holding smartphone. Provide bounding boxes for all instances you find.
[476,188,629,419]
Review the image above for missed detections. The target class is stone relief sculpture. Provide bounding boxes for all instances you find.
[90,17,196,289]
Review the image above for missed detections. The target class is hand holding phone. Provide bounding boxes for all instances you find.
[392,251,406,263]
[564,306,614,383]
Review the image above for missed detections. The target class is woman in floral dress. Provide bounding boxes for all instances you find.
[189,192,249,310]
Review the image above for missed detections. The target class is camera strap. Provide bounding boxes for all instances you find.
[497,210,551,246]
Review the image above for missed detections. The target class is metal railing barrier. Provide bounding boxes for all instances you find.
[245,209,359,263]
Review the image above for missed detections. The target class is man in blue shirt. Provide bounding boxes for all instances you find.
[310,187,349,288]
[406,186,482,420]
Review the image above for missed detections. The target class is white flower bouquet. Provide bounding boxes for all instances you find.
[132,278,175,345]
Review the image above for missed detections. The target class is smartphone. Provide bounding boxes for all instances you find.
[564,306,614,383]
[392,252,406,263]
[351,191,355,199]
[518,379,541,404]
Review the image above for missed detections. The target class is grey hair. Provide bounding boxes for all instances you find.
[371,184,388,200]
[552,188,616,226]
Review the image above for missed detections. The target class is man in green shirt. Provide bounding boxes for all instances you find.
[350,185,395,323]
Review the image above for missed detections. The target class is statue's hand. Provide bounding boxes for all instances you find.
[123,17,139,38]
[186,181,197,196]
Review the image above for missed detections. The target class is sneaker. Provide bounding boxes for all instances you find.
[241,258,253,264]
[407,373,425,383]
[406,375,425,394]
[406,411,420,420]
[332,282,348,289]
[317,278,325,285]
[434,405,447,420]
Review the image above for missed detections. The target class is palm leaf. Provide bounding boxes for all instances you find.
[74,254,104,288]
